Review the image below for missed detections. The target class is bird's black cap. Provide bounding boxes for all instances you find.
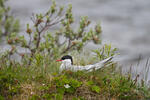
[61,55,73,65]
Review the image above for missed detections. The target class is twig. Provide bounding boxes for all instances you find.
[61,39,73,54]
[28,33,32,48]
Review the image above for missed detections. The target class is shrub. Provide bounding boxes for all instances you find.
[0,0,20,38]
[6,0,102,65]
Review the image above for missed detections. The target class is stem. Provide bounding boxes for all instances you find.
[61,39,73,54]
[36,26,41,49]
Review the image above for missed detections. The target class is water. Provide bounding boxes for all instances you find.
[6,0,150,83]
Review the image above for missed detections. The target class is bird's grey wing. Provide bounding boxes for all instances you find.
[69,56,113,72]
[70,65,93,71]
[86,56,113,71]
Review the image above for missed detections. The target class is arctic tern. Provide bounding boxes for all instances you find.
[56,55,113,72]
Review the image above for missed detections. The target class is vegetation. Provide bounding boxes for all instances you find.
[0,61,150,100]
[5,0,102,65]
[0,0,20,39]
[0,0,150,100]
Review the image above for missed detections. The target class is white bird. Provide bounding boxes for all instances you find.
[56,55,113,72]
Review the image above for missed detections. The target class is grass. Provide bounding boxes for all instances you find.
[0,57,150,100]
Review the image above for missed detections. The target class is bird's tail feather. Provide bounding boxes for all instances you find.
[102,56,113,64]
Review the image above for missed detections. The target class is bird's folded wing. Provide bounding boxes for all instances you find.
[70,56,113,72]
[71,65,93,71]
[85,56,113,71]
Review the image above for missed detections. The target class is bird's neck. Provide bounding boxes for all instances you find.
[60,60,72,72]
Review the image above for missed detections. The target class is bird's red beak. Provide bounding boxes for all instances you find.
[56,59,62,62]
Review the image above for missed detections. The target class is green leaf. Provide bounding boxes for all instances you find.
[86,81,94,86]
[0,95,4,100]
[56,93,63,100]
[57,87,65,94]
[91,85,100,93]
[71,79,82,88]
[65,87,75,93]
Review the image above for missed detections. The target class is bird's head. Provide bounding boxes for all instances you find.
[56,55,73,65]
